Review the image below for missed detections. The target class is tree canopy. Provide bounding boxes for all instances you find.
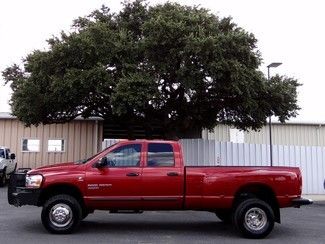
[2,0,300,138]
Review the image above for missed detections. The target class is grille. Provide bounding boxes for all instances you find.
[7,168,30,205]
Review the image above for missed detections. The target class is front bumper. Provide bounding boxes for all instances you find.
[8,187,41,207]
[292,197,313,208]
[7,170,40,207]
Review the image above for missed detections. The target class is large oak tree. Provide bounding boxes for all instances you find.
[2,0,300,138]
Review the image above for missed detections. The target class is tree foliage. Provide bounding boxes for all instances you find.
[2,0,300,137]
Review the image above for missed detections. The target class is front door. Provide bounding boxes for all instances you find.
[85,143,143,210]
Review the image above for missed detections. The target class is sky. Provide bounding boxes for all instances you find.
[0,0,324,122]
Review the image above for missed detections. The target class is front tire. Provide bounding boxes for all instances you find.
[41,194,82,234]
[233,198,275,239]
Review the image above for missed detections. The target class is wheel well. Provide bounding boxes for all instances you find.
[38,184,85,208]
[233,184,280,223]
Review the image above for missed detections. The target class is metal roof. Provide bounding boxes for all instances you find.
[0,112,103,121]
[270,119,325,126]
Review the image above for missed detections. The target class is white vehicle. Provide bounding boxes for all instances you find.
[0,147,16,186]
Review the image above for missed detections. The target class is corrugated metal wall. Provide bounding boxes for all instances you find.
[103,139,325,194]
[181,139,325,194]
[0,119,103,168]
[102,139,119,149]
[202,123,325,147]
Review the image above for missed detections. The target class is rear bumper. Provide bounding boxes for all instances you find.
[7,170,40,207]
[292,197,313,208]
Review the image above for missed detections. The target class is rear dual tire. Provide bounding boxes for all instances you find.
[232,198,275,239]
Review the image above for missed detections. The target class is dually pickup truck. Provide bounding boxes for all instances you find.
[8,140,312,238]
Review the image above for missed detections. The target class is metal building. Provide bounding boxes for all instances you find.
[0,112,103,169]
[202,121,325,147]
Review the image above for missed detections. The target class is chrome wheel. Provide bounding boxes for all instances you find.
[49,203,73,228]
[244,207,267,231]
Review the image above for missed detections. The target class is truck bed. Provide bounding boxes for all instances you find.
[184,166,302,210]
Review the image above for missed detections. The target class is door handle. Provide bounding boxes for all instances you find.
[126,172,139,177]
[167,172,179,176]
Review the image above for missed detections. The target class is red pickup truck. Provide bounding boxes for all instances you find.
[8,140,311,238]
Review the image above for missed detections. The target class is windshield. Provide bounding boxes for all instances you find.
[75,142,117,164]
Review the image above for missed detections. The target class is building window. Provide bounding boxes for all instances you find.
[22,139,40,152]
[48,139,65,152]
[229,129,245,143]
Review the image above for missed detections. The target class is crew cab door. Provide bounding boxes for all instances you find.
[141,142,184,209]
[85,142,144,209]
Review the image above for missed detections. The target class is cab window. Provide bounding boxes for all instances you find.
[147,143,174,167]
[104,144,141,167]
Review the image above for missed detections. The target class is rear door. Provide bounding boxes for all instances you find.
[141,142,184,209]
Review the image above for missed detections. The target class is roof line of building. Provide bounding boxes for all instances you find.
[0,112,103,121]
[1,111,324,126]
[271,120,325,126]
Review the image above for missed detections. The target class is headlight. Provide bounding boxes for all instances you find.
[25,175,43,189]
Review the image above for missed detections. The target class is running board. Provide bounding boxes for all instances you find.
[109,210,143,214]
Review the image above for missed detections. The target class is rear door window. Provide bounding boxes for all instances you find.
[147,143,175,167]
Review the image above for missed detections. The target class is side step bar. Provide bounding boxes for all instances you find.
[110,210,144,214]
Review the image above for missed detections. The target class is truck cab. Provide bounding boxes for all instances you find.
[85,140,183,210]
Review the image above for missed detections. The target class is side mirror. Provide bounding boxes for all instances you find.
[10,153,16,160]
[96,157,108,168]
